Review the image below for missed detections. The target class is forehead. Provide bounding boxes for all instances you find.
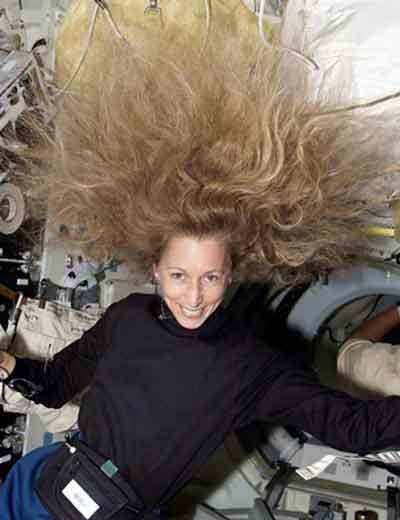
[159,235,229,270]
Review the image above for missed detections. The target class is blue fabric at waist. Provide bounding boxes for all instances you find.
[0,441,62,519]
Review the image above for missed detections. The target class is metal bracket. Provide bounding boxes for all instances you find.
[144,0,161,16]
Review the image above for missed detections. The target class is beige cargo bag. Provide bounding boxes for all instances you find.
[337,338,400,399]
[0,298,102,433]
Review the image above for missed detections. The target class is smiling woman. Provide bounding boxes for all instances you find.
[3,26,400,520]
[153,235,231,329]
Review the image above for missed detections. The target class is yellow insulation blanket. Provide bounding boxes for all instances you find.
[55,0,279,89]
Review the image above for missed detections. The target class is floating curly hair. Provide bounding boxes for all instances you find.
[20,35,400,283]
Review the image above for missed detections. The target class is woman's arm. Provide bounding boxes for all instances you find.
[0,302,120,409]
[237,343,400,455]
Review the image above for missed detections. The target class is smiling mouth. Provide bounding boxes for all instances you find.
[180,306,203,317]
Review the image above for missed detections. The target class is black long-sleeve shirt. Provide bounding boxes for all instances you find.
[9,293,400,509]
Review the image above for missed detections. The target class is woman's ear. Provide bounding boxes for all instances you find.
[152,264,159,282]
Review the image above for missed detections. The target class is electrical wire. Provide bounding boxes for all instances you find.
[201,0,211,52]
[324,295,383,344]
[103,2,128,42]
[282,46,320,70]
[384,246,400,262]
[55,0,130,99]
[32,57,52,108]
[258,0,271,48]
[320,88,400,115]
[366,207,393,219]
[257,0,319,70]
[198,503,230,520]
[54,2,99,98]
[325,326,341,344]
[358,295,383,322]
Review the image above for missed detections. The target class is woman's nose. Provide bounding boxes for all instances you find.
[187,281,203,307]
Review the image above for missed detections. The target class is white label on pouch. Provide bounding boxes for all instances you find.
[62,479,100,519]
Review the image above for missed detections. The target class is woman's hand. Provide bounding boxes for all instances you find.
[348,305,400,342]
[0,351,16,380]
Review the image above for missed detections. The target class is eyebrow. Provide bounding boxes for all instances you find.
[165,267,225,274]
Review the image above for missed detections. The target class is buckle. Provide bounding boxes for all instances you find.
[7,377,43,398]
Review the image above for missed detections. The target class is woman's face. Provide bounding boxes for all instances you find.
[153,235,231,329]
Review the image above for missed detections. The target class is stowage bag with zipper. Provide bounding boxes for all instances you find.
[35,440,144,520]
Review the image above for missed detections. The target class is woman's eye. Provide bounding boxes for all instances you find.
[205,274,220,283]
[170,272,184,280]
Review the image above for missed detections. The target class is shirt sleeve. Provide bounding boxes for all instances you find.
[235,339,400,455]
[5,301,120,409]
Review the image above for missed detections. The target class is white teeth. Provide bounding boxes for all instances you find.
[181,306,202,317]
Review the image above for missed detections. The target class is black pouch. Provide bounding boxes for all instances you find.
[35,440,144,520]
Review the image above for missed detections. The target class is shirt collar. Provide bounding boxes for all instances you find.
[151,295,231,339]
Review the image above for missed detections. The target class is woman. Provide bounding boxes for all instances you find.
[1,33,400,519]
[3,231,400,520]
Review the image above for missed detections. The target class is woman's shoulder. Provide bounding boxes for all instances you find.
[113,291,155,308]
[104,292,156,321]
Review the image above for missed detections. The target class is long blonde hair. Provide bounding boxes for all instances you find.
[19,35,400,283]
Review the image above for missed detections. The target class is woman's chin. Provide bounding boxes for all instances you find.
[175,314,206,329]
